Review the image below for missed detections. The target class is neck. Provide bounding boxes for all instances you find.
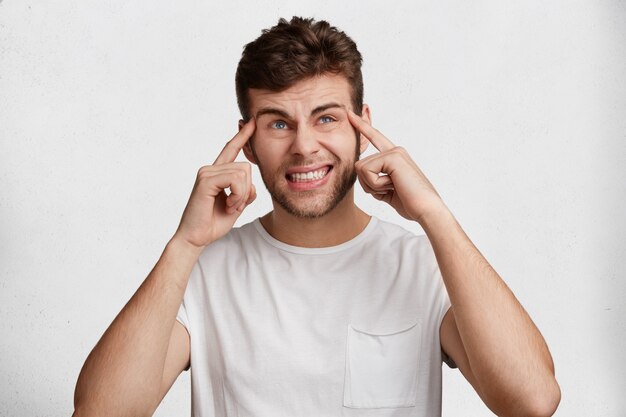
[259,188,371,248]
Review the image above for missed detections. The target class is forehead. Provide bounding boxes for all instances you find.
[248,74,352,115]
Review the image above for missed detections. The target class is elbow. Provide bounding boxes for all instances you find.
[513,377,561,417]
[485,376,561,417]
[527,379,561,417]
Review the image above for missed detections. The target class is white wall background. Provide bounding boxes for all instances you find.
[1,1,624,415]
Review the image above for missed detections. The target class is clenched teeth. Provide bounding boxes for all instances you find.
[288,167,330,182]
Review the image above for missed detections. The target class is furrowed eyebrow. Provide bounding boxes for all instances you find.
[254,103,346,121]
[255,107,292,120]
[311,103,345,116]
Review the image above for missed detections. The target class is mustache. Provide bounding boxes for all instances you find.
[279,156,340,171]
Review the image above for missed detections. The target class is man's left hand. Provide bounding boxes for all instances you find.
[348,109,447,224]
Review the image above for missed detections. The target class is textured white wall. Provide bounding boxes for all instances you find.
[1,1,624,416]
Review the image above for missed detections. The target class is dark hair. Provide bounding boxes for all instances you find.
[235,16,363,120]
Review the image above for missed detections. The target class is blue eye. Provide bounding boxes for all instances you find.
[320,116,335,124]
[271,120,288,129]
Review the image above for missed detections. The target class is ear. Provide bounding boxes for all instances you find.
[239,119,258,165]
[358,104,372,155]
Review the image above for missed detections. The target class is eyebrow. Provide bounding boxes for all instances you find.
[255,102,346,120]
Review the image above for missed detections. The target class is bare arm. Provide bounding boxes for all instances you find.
[73,238,201,417]
[347,110,560,416]
[72,119,258,417]
[426,209,560,417]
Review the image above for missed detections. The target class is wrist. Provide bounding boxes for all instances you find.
[416,204,456,232]
[167,234,206,261]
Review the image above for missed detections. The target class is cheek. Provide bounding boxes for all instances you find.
[252,136,289,165]
[317,126,358,155]
[316,121,341,134]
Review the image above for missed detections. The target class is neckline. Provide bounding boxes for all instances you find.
[252,216,378,255]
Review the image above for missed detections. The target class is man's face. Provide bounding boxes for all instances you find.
[242,74,370,219]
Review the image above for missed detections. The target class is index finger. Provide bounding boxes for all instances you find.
[213,118,256,165]
[347,109,395,152]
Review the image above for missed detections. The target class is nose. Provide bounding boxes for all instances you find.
[289,124,321,156]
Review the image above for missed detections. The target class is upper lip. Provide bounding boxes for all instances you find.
[285,164,333,175]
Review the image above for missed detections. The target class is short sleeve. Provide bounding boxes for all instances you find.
[429,239,458,369]
[175,258,201,332]
[438,287,457,368]
[175,300,191,371]
[175,259,201,372]
[176,299,189,332]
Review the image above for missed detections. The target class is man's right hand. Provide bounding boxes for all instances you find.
[173,118,257,249]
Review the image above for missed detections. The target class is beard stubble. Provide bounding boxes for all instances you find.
[252,132,361,219]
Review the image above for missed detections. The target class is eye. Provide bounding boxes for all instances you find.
[319,115,336,124]
[271,120,288,129]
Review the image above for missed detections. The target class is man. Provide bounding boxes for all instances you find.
[72,17,560,417]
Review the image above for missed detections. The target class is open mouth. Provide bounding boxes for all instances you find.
[286,166,333,183]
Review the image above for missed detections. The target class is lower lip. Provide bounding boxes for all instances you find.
[286,167,333,191]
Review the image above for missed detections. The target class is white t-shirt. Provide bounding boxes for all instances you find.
[176,216,452,417]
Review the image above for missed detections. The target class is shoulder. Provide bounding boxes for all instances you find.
[368,217,438,266]
[197,218,259,261]
[371,217,431,248]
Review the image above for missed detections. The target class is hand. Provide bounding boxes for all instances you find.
[347,110,447,224]
[173,119,257,249]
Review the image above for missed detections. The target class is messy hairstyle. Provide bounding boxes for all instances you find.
[235,16,364,120]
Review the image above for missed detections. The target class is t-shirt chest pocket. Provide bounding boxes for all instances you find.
[343,320,422,409]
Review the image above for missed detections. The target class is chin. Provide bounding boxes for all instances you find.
[275,187,352,219]
[262,162,357,219]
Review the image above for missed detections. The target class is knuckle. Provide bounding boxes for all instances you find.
[197,166,213,178]
[236,161,252,173]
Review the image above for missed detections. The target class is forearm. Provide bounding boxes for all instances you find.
[420,208,558,415]
[73,236,202,416]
